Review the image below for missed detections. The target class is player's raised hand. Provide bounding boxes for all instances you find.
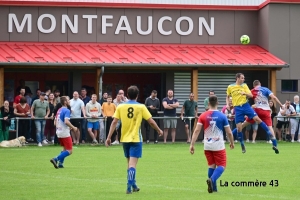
[190,145,195,154]
[230,143,234,149]
[105,138,111,147]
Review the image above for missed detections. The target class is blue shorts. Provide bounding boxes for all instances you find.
[123,142,142,158]
[235,103,257,124]
[87,121,99,130]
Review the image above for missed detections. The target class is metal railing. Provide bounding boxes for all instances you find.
[4,116,197,141]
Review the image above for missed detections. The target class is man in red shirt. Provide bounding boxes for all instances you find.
[13,88,25,108]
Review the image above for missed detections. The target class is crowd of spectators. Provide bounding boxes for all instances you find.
[0,81,299,145]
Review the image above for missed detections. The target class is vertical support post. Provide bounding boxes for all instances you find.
[191,69,198,135]
[96,68,101,98]
[0,67,4,106]
[191,69,198,101]
[270,69,277,97]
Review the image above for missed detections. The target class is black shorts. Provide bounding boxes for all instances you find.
[276,120,289,129]
[70,119,81,128]
[184,118,195,128]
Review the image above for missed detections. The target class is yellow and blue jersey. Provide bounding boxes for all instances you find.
[113,100,152,143]
[226,83,251,107]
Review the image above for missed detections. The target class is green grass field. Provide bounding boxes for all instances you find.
[0,142,298,200]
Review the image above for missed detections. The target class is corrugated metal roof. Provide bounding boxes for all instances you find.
[0,42,288,67]
[3,0,267,6]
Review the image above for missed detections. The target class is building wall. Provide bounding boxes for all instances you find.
[0,6,258,44]
[266,4,300,102]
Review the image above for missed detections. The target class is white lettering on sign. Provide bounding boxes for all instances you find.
[37,14,56,33]
[8,14,32,33]
[7,13,215,36]
[115,16,132,35]
[82,15,97,34]
[102,15,113,34]
[176,16,193,36]
[137,16,152,35]
[158,16,172,35]
[199,17,214,35]
[62,14,78,34]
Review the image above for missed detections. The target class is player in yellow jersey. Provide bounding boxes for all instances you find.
[106,85,163,194]
[226,73,276,154]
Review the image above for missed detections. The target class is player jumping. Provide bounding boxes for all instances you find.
[226,73,278,154]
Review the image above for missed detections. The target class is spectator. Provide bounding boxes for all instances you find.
[86,94,101,144]
[268,100,277,143]
[13,88,25,108]
[245,123,258,143]
[99,92,108,105]
[276,100,295,141]
[31,92,50,147]
[112,94,123,145]
[54,89,61,104]
[14,97,31,140]
[114,89,128,102]
[44,87,51,101]
[16,79,32,96]
[44,93,56,144]
[70,91,86,145]
[291,95,300,142]
[204,90,215,111]
[180,93,197,144]
[145,90,160,144]
[102,95,116,141]
[80,88,91,144]
[25,91,32,106]
[221,97,237,143]
[31,89,41,106]
[0,100,14,142]
[162,89,179,143]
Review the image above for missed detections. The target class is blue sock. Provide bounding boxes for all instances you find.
[57,151,70,163]
[210,166,225,185]
[208,168,217,191]
[238,132,244,146]
[127,167,136,190]
[232,128,238,139]
[259,122,271,135]
[59,151,65,165]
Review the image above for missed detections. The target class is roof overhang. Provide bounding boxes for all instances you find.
[1,0,300,10]
[0,42,289,69]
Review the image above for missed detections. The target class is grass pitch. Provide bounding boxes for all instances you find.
[0,141,298,200]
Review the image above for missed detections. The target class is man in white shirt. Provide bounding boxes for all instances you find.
[276,100,296,141]
[70,91,86,145]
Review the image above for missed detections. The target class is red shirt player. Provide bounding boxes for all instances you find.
[190,95,234,194]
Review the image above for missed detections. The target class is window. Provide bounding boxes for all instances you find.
[281,80,298,92]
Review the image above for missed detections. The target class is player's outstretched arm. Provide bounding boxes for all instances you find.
[105,118,119,147]
[147,118,163,136]
[190,123,202,154]
[225,126,234,149]
[269,94,283,108]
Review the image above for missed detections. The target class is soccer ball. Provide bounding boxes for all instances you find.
[240,35,250,45]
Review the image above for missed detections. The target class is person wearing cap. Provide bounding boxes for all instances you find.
[31,92,50,147]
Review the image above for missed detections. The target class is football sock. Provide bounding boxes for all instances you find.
[269,135,277,147]
[132,168,138,189]
[127,167,136,190]
[232,128,238,139]
[238,132,244,146]
[57,151,70,163]
[210,166,225,186]
[259,122,271,135]
[208,168,217,191]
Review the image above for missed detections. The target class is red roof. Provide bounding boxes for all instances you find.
[0,42,288,68]
[1,0,300,10]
